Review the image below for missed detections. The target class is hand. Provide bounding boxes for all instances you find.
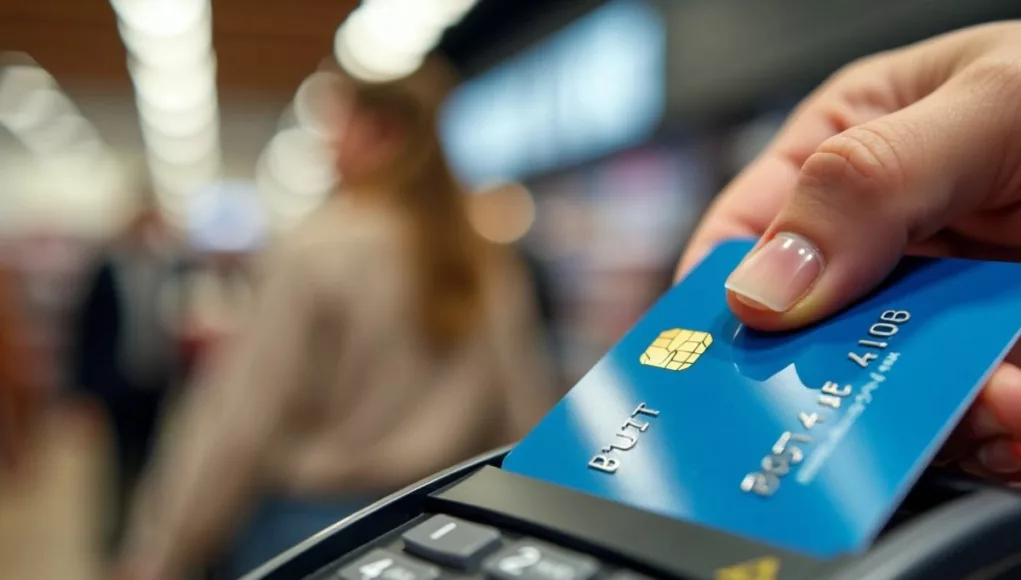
[676,21,1021,481]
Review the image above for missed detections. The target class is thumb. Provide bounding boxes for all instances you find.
[722,68,1018,331]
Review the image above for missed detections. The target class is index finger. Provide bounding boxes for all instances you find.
[674,153,794,279]
[675,79,859,279]
[674,26,991,282]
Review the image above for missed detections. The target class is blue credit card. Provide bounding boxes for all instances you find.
[503,240,1021,560]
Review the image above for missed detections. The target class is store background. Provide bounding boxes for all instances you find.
[3,1,1021,577]
[438,0,1021,382]
[4,0,1021,389]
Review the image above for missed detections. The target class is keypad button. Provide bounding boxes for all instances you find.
[338,549,440,580]
[605,572,654,580]
[483,540,599,580]
[402,514,502,568]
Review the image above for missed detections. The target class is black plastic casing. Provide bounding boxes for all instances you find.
[245,447,1021,580]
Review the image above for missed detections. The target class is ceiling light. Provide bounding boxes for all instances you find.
[0,64,55,125]
[46,150,123,198]
[293,71,347,137]
[148,148,221,184]
[151,166,217,199]
[263,128,336,197]
[129,54,217,112]
[137,93,219,138]
[335,22,424,82]
[357,1,446,54]
[0,87,75,135]
[110,0,207,38]
[117,17,212,68]
[255,158,329,222]
[142,122,220,166]
[21,114,94,155]
[367,0,478,29]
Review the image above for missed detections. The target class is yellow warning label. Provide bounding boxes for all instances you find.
[714,556,780,580]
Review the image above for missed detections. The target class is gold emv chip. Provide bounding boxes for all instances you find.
[640,328,712,371]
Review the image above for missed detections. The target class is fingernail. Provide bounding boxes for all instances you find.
[725,232,825,312]
[979,440,1021,473]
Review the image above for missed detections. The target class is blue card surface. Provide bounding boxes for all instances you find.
[503,240,1021,560]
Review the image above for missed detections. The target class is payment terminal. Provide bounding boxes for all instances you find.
[244,448,1021,580]
[246,241,1021,580]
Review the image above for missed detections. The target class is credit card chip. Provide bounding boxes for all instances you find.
[640,328,712,371]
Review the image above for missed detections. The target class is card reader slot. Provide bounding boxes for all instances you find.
[879,469,1005,537]
[904,468,995,510]
[242,445,1021,580]
[428,465,841,580]
[827,488,1021,580]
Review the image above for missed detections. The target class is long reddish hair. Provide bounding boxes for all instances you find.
[338,57,484,353]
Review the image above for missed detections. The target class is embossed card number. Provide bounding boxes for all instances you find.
[741,310,911,497]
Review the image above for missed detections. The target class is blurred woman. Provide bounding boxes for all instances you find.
[116,56,557,580]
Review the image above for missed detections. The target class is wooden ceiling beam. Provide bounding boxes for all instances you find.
[0,0,357,96]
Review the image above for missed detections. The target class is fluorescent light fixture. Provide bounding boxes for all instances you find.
[137,92,219,138]
[110,0,220,225]
[334,9,427,82]
[142,121,220,166]
[0,57,123,224]
[148,148,221,185]
[358,0,446,54]
[293,71,347,137]
[262,127,336,197]
[259,0,482,226]
[110,0,207,38]
[151,164,218,199]
[117,16,212,68]
[46,149,123,196]
[0,64,56,127]
[255,158,328,222]
[129,53,217,112]
[333,0,478,83]
[335,28,424,83]
[364,0,476,33]
[0,87,76,135]
[21,113,95,155]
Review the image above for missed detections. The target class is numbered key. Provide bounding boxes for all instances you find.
[483,540,599,580]
[338,549,439,580]
[402,514,501,568]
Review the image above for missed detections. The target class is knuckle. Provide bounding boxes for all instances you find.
[798,55,882,115]
[801,124,909,195]
[828,51,897,88]
[964,57,1021,100]
[961,57,1021,189]
[831,54,880,82]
